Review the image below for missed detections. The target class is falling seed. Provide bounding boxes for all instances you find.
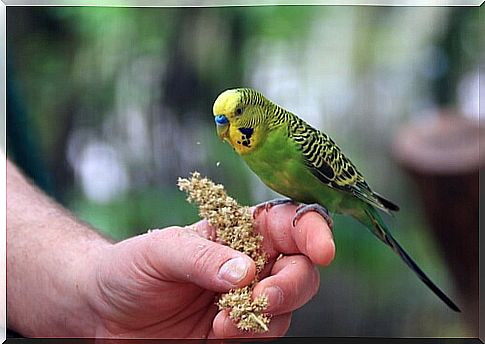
[216,161,221,167]
[196,141,201,145]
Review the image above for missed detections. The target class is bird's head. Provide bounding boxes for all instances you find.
[213,88,270,154]
[213,89,242,140]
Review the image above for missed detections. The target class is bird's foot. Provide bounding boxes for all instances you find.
[292,203,334,231]
[253,198,298,219]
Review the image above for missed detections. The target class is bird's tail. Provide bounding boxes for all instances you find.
[356,206,461,312]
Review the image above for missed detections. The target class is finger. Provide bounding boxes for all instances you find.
[187,219,218,242]
[210,309,292,338]
[137,226,256,292]
[253,203,335,266]
[253,255,320,314]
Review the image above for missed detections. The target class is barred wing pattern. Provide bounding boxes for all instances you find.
[285,113,398,213]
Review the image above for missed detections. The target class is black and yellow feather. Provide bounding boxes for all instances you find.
[212,87,460,312]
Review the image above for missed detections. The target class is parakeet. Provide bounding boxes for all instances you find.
[212,87,460,312]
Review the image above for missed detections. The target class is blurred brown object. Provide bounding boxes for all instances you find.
[392,113,482,334]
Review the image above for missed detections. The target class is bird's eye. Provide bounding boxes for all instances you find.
[235,107,243,115]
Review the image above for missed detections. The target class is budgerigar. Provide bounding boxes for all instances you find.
[212,87,460,312]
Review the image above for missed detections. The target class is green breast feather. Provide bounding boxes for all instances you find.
[242,111,398,215]
[212,87,460,312]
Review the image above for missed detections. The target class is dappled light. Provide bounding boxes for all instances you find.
[6,6,480,337]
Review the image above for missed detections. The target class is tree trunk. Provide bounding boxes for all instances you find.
[393,113,482,334]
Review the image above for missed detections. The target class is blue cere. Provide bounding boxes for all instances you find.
[215,115,229,125]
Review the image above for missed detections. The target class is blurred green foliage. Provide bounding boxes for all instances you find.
[6,5,479,337]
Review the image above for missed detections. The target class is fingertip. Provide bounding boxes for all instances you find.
[217,255,257,289]
[212,310,292,338]
[308,228,335,266]
[146,226,257,292]
[321,236,336,266]
[296,212,335,266]
[253,255,321,315]
[252,281,283,314]
[253,202,336,267]
[238,256,258,287]
[212,310,228,337]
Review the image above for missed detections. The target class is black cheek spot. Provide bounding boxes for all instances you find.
[239,128,254,139]
[241,138,252,147]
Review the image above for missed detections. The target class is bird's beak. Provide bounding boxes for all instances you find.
[215,114,229,139]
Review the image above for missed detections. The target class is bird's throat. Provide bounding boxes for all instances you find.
[228,125,258,155]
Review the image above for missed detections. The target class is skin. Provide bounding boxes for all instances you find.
[6,158,335,338]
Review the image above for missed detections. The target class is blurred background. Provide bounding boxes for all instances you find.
[6,5,481,337]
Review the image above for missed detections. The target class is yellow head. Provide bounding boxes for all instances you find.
[213,88,270,155]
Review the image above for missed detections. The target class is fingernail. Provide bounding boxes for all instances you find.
[218,257,250,284]
[262,286,284,311]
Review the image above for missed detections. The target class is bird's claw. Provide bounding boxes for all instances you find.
[292,203,334,231]
[253,198,298,219]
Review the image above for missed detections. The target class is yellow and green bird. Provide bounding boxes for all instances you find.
[212,87,460,312]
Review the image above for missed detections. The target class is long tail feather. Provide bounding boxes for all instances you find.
[361,208,460,312]
[373,192,400,212]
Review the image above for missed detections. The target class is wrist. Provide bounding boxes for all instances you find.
[68,234,113,338]
[6,160,114,337]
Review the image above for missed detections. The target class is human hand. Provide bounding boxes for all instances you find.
[84,203,335,339]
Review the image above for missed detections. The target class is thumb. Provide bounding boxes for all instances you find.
[138,225,256,292]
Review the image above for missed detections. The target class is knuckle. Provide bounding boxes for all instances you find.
[191,220,217,241]
[149,226,180,241]
[191,244,218,274]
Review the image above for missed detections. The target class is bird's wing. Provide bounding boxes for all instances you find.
[289,118,398,213]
